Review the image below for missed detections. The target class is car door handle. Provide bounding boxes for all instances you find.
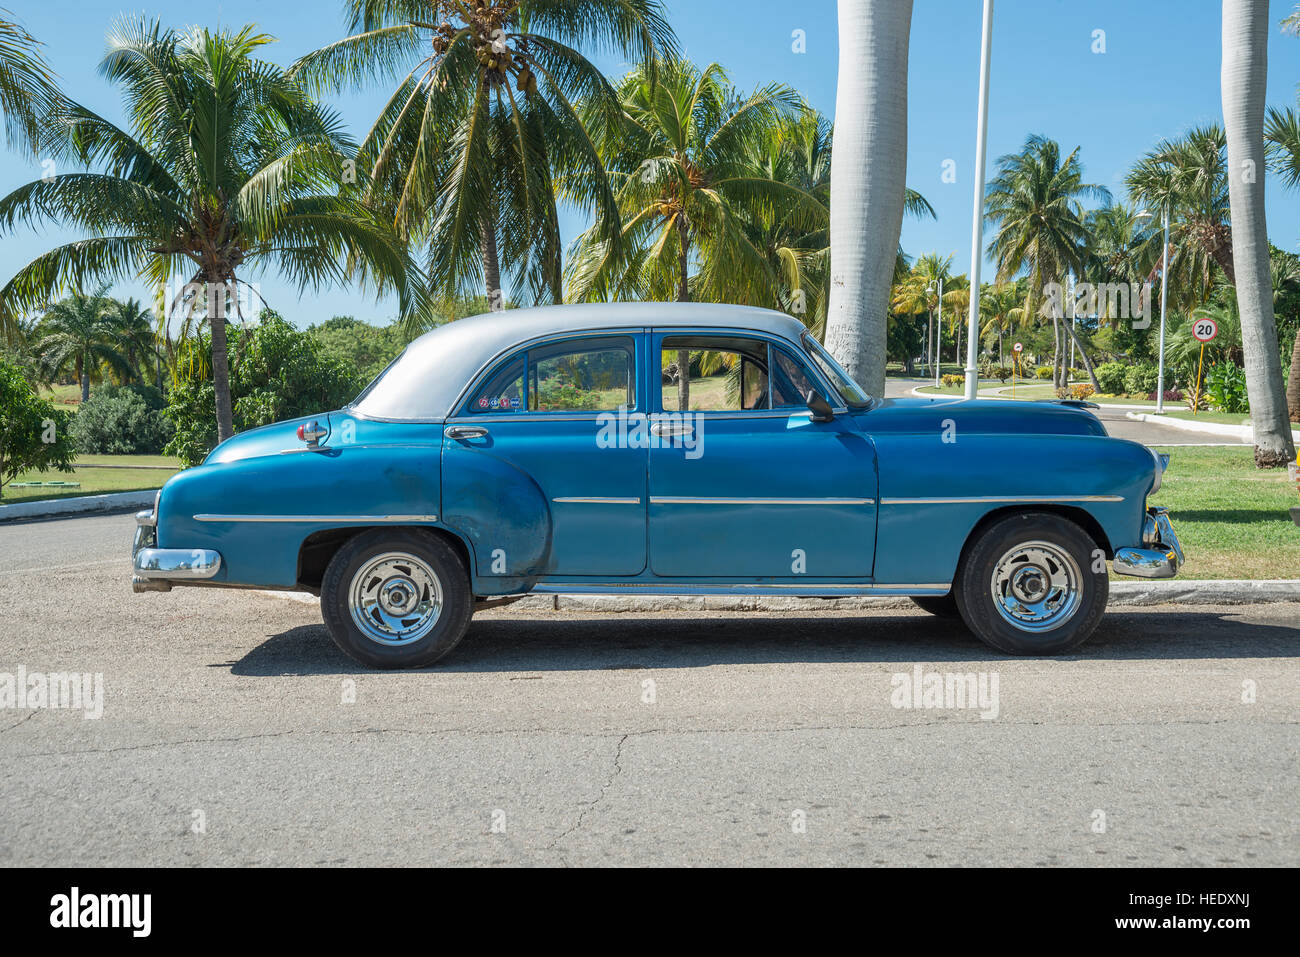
[650,422,693,437]
[444,425,489,440]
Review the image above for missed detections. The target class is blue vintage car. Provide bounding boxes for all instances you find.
[132,303,1183,666]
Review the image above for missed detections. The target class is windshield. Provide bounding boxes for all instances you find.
[801,334,874,409]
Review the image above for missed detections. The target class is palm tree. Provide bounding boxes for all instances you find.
[979,281,1025,370]
[34,289,133,402]
[1126,126,1234,307]
[0,19,423,443]
[106,296,160,389]
[292,0,676,317]
[825,0,914,398]
[565,59,809,408]
[1222,0,1295,467]
[0,10,62,155]
[985,134,1109,390]
[891,253,965,376]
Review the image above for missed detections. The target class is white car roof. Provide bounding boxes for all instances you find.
[349,302,811,421]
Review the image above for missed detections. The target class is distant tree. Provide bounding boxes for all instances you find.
[307,315,411,383]
[34,289,133,403]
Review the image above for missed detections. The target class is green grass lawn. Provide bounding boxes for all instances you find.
[38,383,83,407]
[1148,445,1300,579]
[2,454,179,504]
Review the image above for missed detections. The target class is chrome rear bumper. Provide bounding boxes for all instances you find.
[1113,506,1184,579]
[131,499,222,593]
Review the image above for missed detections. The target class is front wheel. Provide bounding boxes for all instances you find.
[321,528,473,669]
[955,512,1108,656]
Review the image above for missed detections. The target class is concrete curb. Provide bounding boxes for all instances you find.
[261,580,1300,611]
[0,489,158,523]
[1125,410,1300,443]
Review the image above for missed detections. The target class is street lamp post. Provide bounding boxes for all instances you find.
[928,277,943,388]
[1135,206,1172,414]
[963,0,995,401]
[1155,206,1170,414]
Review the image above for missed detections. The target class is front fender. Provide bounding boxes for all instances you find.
[871,433,1156,585]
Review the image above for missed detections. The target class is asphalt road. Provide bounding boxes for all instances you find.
[1,512,1296,866]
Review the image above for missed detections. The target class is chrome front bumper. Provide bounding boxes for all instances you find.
[131,499,222,593]
[1112,506,1184,579]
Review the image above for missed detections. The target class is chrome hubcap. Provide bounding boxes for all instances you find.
[990,541,1081,632]
[348,552,443,646]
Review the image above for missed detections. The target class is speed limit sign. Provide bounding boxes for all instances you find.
[1013,342,1024,353]
[1192,318,1218,343]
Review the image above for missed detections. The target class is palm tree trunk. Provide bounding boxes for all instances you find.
[482,223,502,308]
[1287,325,1300,422]
[208,283,236,442]
[1059,319,1101,393]
[1051,316,1062,389]
[676,218,691,410]
[825,0,914,398]
[1223,0,1296,466]
[77,355,88,404]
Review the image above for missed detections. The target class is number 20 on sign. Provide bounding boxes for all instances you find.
[1191,318,1218,415]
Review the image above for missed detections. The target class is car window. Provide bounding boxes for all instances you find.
[467,355,525,413]
[660,335,776,412]
[801,334,873,408]
[529,339,635,412]
[771,347,816,408]
[466,336,635,414]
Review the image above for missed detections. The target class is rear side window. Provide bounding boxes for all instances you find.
[466,336,635,414]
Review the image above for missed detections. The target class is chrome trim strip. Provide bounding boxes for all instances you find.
[879,495,1124,505]
[651,496,875,505]
[194,514,438,523]
[529,582,949,596]
[552,497,642,505]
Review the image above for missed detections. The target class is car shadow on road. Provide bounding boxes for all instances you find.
[228,609,1300,676]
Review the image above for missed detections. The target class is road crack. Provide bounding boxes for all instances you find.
[548,732,630,850]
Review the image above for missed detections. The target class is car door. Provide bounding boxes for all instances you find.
[648,331,878,579]
[442,332,648,577]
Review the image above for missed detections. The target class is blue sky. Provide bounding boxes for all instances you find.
[4,0,1300,326]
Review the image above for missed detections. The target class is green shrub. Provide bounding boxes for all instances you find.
[1093,361,1128,395]
[1123,362,1160,396]
[940,373,965,388]
[70,384,173,455]
[1205,362,1249,414]
[0,360,76,498]
[1035,365,1054,380]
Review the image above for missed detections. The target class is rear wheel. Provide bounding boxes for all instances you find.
[321,528,473,669]
[955,512,1108,656]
